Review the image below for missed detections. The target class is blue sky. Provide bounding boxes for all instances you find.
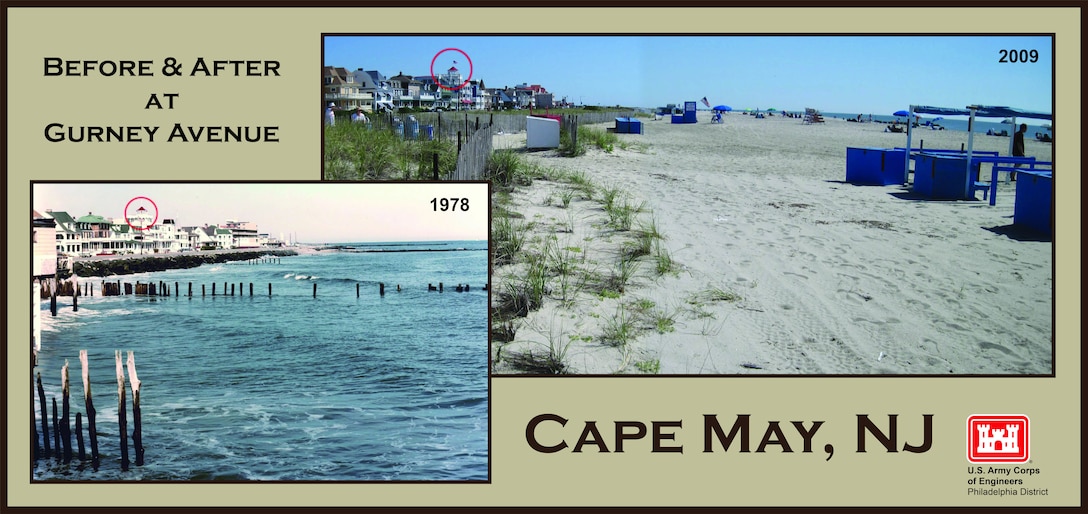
[324,35,1053,115]
[33,183,489,244]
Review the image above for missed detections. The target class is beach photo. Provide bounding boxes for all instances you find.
[323,35,1053,376]
[30,182,490,481]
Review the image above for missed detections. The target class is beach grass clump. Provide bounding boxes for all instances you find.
[558,188,576,208]
[493,216,527,265]
[580,126,620,153]
[606,198,644,231]
[653,242,678,276]
[650,306,679,334]
[600,305,635,348]
[560,170,596,200]
[635,359,661,374]
[487,149,543,188]
[607,251,641,294]
[688,286,743,306]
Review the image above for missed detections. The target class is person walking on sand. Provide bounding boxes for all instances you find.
[1011,123,1027,182]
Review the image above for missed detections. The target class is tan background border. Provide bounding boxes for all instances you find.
[5,6,1080,507]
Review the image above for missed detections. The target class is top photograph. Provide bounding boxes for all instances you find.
[322,35,1054,376]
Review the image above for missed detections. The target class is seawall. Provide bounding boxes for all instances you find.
[72,249,298,278]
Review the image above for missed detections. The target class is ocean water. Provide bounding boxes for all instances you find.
[31,241,489,482]
[822,112,1051,136]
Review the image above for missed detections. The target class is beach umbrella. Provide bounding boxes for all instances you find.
[767,108,777,112]
[893,110,910,117]
[713,105,732,112]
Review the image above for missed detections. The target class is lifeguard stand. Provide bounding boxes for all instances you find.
[671,101,698,124]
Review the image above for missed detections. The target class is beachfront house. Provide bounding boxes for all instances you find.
[353,69,395,113]
[488,88,515,110]
[215,227,233,249]
[74,212,114,256]
[323,65,371,111]
[222,220,259,248]
[32,210,57,364]
[388,71,417,110]
[44,210,81,256]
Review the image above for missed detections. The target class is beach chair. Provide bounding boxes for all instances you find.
[711,111,723,124]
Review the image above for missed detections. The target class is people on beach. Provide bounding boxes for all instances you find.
[1011,123,1027,181]
[325,103,336,126]
[351,106,369,124]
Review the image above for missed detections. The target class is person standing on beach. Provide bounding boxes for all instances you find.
[351,106,369,124]
[1011,123,1027,181]
[325,103,336,126]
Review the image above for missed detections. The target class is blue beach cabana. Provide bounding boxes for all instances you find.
[903,105,1052,202]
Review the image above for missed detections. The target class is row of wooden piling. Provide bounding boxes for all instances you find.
[45,280,489,316]
[33,350,143,472]
[47,279,489,298]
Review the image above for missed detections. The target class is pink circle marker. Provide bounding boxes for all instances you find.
[430,48,473,91]
[124,196,159,231]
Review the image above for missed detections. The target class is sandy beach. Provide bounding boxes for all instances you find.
[489,112,1053,375]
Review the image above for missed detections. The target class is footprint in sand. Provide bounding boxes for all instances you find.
[978,341,1019,357]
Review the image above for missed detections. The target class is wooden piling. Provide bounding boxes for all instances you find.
[189,282,193,297]
[440,282,444,293]
[231,283,235,296]
[175,282,179,297]
[212,283,216,296]
[73,292,78,312]
[356,283,360,298]
[50,292,57,317]
[116,351,129,471]
[203,284,206,297]
[61,361,72,462]
[433,152,439,180]
[127,351,144,466]
[76,412,86,461]
[250,283,253,296]
[37,372,50,458]
[52,398,60,462]
[80,350,99,464]
[313,283,317,298]
[124,282,132,295]
[380,282,385,296]
[269,283,272,296]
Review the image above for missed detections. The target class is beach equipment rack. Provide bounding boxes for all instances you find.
[901,104,1052,202]
[614,117,643,134]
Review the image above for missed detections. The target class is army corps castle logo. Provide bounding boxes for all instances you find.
[967,415,1030,463]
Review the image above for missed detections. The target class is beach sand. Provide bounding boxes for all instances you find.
[490,112,1053,375]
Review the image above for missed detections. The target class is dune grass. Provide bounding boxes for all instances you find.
[324,121,456,180]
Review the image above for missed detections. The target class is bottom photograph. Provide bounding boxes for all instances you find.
[29,181,490,482]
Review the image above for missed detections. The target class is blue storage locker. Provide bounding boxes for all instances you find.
[1013,171,1053,236]
[845,147,907,185]
[912,153,981,199]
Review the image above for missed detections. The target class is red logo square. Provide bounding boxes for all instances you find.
[967,415,1029,463]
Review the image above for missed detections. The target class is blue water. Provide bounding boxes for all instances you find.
[32,241,489,482]
[822,112,1051,136]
